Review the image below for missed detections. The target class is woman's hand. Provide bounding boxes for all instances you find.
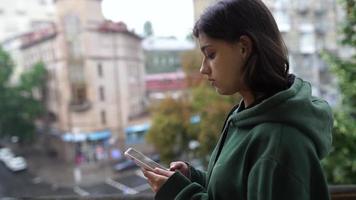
[169,161,190,178]
[142,168,175,193]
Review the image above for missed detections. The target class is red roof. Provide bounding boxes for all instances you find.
[21,24,57,49]
[97,21,128,32]
[97,21,141,39]
[145,72,187,91]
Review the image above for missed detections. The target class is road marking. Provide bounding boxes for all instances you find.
[105,178,138,195]
[135,169,147,179]
[133,183,151,192]
[73,186,90,196]
[32,177,42,184]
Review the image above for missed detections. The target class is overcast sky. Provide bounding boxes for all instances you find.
[101,0,194,39]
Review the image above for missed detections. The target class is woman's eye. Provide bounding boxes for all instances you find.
[207,53,215,59]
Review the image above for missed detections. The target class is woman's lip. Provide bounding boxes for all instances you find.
[208,79,216,86]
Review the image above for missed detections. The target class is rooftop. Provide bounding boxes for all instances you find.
[142,36,195,51]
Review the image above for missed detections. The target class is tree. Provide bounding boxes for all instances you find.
[190,83,239,163]
[146,97,195,164]
[143,21,154,37]
[321,0,356,184]
[0,47,46,142]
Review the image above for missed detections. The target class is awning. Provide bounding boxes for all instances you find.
[87,130,111,141]
[62,130,111,142]
[62,132,87,142]
[125,123,150,133]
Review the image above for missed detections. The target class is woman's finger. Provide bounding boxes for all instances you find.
[154,167,175,177]
[169,161,183,171]
[143,169,170,192]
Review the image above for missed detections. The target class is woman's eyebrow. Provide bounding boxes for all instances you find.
[200,44,213,53]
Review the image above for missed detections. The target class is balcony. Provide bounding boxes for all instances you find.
[69,100,91,112]
[9,185,355,199]
[330,185,356,200]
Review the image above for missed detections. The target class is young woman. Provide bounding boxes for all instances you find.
[143,0,333,199]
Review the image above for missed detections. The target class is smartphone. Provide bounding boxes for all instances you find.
[124,147,167,171]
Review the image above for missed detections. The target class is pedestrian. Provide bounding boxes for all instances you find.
[143,0,333,199]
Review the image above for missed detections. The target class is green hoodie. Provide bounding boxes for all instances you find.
[155,77,333,200]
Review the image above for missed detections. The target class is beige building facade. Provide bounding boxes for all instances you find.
[7,0,147,161]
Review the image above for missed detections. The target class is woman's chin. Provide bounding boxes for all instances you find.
[216,88,228,95]
[216,88,236,96]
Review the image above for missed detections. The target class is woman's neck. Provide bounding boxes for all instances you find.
[240,90,255,108]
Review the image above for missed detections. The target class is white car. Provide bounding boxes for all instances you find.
[4,156,27,172]
[0,148,15,163]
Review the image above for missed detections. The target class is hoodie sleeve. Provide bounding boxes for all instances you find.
[155,172,209,200]
[247,157,309,200]
[189,164,207,186]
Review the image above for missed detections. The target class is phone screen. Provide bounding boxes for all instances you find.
[124,148,166,170]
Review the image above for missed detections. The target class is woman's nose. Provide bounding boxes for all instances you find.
[200,59,210,75]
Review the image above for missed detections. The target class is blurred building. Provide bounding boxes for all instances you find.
[193,0,218,21]
[142,36,194,102]
[264,0,340,104]
[0,0,55,42]
[193,0,341,105]
[3,0,147,162]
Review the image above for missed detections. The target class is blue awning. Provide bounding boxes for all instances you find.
[62,132,87,142]
[62,130,111,142]
[87,130,111,141]
[125,123,150,133]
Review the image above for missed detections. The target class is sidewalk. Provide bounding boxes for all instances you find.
[15,145,115,188]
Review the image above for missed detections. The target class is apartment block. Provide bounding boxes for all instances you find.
[3,0,147,162]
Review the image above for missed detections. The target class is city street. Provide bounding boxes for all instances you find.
[0,147,153,198]
[0,161,153,198]
[0,162,75,197]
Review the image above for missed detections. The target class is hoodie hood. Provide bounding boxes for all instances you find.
[230,77,333,159]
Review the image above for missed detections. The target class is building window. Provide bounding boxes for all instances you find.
[101,110,106,125]
[169,57,174,65]
[39,0,46,5]
[97,63,103,77]
[299,32,315,54]
[71,84,87,105]
[16,10,26,16]
[297,0,309,14]
[99,86,105,101]
[274,10,290,32]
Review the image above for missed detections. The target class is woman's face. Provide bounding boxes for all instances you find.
[198,33,247,95]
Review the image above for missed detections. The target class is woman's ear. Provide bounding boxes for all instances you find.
[239,35,253,59]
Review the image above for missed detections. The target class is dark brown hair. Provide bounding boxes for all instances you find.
[193,0,289,98]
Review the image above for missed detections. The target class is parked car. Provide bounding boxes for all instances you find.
[113,158,137,172]
[4,156,27,172]
[0,148,14,163]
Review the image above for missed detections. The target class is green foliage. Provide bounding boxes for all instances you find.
[143,21,154,37]
[0,47,46,142]
[190,83,239,162]
[321,0,356,184]
[146,97,194,164]
[322,112,356,183]
[146,82,239,164]
[0,47,13,86]
[339,0,356,47]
